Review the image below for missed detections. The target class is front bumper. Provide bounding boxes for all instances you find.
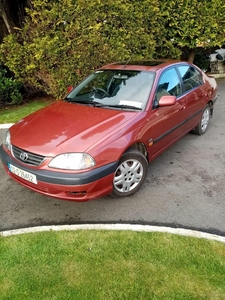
[0,144,118,201]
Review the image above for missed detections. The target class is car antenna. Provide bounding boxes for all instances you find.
[123,53,134,69]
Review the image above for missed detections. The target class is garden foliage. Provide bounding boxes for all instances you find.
[159,0,225,62]
[0,65,22,106]
[0,0,160,98]
[0,0,224,100]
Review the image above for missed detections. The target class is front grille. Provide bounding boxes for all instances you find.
[12,145,45,166]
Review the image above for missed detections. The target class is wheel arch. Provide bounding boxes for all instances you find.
[125,142,149,163]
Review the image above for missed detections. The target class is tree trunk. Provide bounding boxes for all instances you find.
[188,49,195,63]
[0,1,12,34]
[1,11,11,34]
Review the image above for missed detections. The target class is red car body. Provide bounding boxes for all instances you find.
[0,60,217,201]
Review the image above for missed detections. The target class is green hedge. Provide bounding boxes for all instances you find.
[2,0,222,99]
[0,0,162,98]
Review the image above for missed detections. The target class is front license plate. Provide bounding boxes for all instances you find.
[8,163,37,185]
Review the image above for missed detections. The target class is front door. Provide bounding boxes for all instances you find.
[145,67,187,160]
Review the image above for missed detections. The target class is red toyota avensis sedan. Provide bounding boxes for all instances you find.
[0,60,217,201]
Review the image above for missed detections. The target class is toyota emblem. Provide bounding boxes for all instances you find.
[20,152,29,161]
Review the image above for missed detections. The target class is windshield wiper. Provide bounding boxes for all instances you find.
[65,98,142,110]
[96,104,142,110]
[65,98,102,106]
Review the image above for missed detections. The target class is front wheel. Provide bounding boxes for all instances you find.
[111,149,148,198]
[192,105,210,135]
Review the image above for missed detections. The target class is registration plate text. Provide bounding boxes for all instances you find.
[8,164,37,184]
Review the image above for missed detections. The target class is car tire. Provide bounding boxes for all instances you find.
[192,105,210,135]
[111,149,148,198]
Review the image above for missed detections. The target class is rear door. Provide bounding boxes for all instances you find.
[177,65,205,131]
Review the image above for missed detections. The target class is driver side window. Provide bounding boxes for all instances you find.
[154,68,181,107]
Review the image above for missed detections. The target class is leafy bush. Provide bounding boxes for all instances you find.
[0,0,160,98]
[0,65,23,106]
[1,0,224,98]
[158,0,225,63]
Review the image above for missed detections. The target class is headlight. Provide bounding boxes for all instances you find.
[3,130,11,151]
[48,153,96,170]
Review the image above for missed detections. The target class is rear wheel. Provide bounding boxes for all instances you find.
[111,149,148,197]
[192,105,210,135]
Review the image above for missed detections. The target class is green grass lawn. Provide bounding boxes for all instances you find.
[1,230,225,300]
[0,97,55,124]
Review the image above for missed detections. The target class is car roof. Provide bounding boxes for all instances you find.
[100,59,183,72]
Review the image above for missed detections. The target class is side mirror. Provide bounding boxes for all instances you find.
[158,95,176,107]
[67,85,73,93]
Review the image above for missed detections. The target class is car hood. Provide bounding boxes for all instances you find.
[10,101,138,156]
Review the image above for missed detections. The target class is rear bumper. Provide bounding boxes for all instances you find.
[0,144,117,201]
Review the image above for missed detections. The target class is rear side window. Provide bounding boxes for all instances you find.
[178,66,204,93]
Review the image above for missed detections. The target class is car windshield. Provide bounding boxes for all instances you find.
[65,70,155,110]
